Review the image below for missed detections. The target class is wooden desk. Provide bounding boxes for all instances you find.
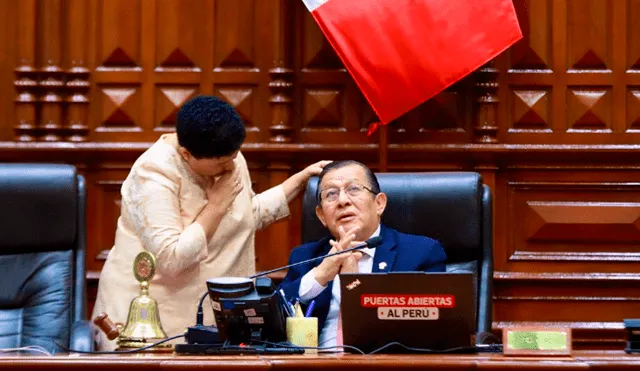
[0,351,638,371]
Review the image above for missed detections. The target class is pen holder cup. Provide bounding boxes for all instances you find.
[286,317,318,354]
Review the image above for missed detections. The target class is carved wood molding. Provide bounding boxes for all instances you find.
[14,0,37,142]
[268,0,294,143]
[5,142,640,165]
[495,272,640,282]
[13,0,91,142]
[474,60,500,143]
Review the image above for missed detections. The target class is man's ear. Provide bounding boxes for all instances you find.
[315,205,328,227]
[375,192,387,217]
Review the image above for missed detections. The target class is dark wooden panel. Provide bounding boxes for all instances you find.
[508,182,640,254]
[502,0,640,144]
[3,0,640,349]
[0,0,18,141]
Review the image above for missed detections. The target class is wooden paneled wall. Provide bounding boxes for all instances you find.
[1,0,640,349]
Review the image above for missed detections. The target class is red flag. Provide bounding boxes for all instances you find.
[304,0,522,132]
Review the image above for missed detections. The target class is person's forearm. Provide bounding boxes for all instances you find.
[194,202,227,241]
[313,266,335,287]
[281,171,307,202]
[153,224,208,277]
[299,269,328,302]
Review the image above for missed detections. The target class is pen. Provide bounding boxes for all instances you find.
[305,300,316,317]
[278,289,294,316]
[288,299,297,317]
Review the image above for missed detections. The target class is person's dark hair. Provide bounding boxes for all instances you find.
[316,160,380,205]
[176,95,246,159]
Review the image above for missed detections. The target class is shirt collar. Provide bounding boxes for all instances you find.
[359,224,381,258]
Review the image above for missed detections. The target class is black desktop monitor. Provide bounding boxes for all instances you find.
[207,277,288,344]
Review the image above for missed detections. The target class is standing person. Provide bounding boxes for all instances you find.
[92,95,329,350]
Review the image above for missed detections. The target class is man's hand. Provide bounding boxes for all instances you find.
[313,225,359,286]
[338,228,365,274]
[339,253,363,274]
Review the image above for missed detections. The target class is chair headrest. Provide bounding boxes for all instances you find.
[0,164,79,253]
[302,172,483,262]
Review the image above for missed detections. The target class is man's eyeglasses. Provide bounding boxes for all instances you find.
[319,183,377,204]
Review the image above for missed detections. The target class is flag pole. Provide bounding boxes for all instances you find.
[379,124,388,172]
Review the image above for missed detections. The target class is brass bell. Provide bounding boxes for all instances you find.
[95,251,171,351]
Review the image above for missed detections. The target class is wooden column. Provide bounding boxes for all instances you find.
[14,0,38,142]
[65,0,90,142]
[261,0,295,272]
[474,60,500,143]
[38,0,64,142]
[268,0,293,143]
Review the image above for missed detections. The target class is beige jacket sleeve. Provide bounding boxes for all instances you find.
[123,161,208,277]
[236,153,290,230]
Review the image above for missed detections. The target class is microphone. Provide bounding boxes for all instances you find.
[187,236,382,344]
[249,235,383,279]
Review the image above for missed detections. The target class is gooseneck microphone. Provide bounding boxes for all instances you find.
[192,236,382,329]
[249,235,383,279]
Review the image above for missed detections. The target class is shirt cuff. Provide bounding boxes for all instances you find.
[298,269,327,303]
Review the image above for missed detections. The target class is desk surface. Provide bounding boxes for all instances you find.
[0,351,638,370]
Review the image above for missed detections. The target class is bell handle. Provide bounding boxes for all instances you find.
[93,312,121,341]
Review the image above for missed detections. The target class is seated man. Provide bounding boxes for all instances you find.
[279,160,447,348]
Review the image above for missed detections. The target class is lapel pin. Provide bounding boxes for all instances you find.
[378,262,387,270]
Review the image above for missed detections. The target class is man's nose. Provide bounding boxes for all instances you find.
[337,189,351,205]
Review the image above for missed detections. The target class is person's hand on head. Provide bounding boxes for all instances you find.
[281,160,331,202]
[304,160,332,178]
[313,225,359,286]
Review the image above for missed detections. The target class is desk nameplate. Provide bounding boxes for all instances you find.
[503,326,572,356]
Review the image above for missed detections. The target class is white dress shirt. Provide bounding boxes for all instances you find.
[298,225,381,348]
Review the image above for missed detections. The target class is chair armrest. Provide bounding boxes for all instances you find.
[70,320,95,352]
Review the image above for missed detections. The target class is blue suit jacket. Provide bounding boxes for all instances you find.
[279,224,447,332]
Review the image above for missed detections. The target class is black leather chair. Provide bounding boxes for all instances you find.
[301,172,493,340]
[0,164,93,353]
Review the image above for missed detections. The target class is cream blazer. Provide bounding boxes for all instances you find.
[92,134,289,350]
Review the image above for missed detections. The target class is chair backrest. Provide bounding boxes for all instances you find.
[0,164,87,352]
[301,171,493,336]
